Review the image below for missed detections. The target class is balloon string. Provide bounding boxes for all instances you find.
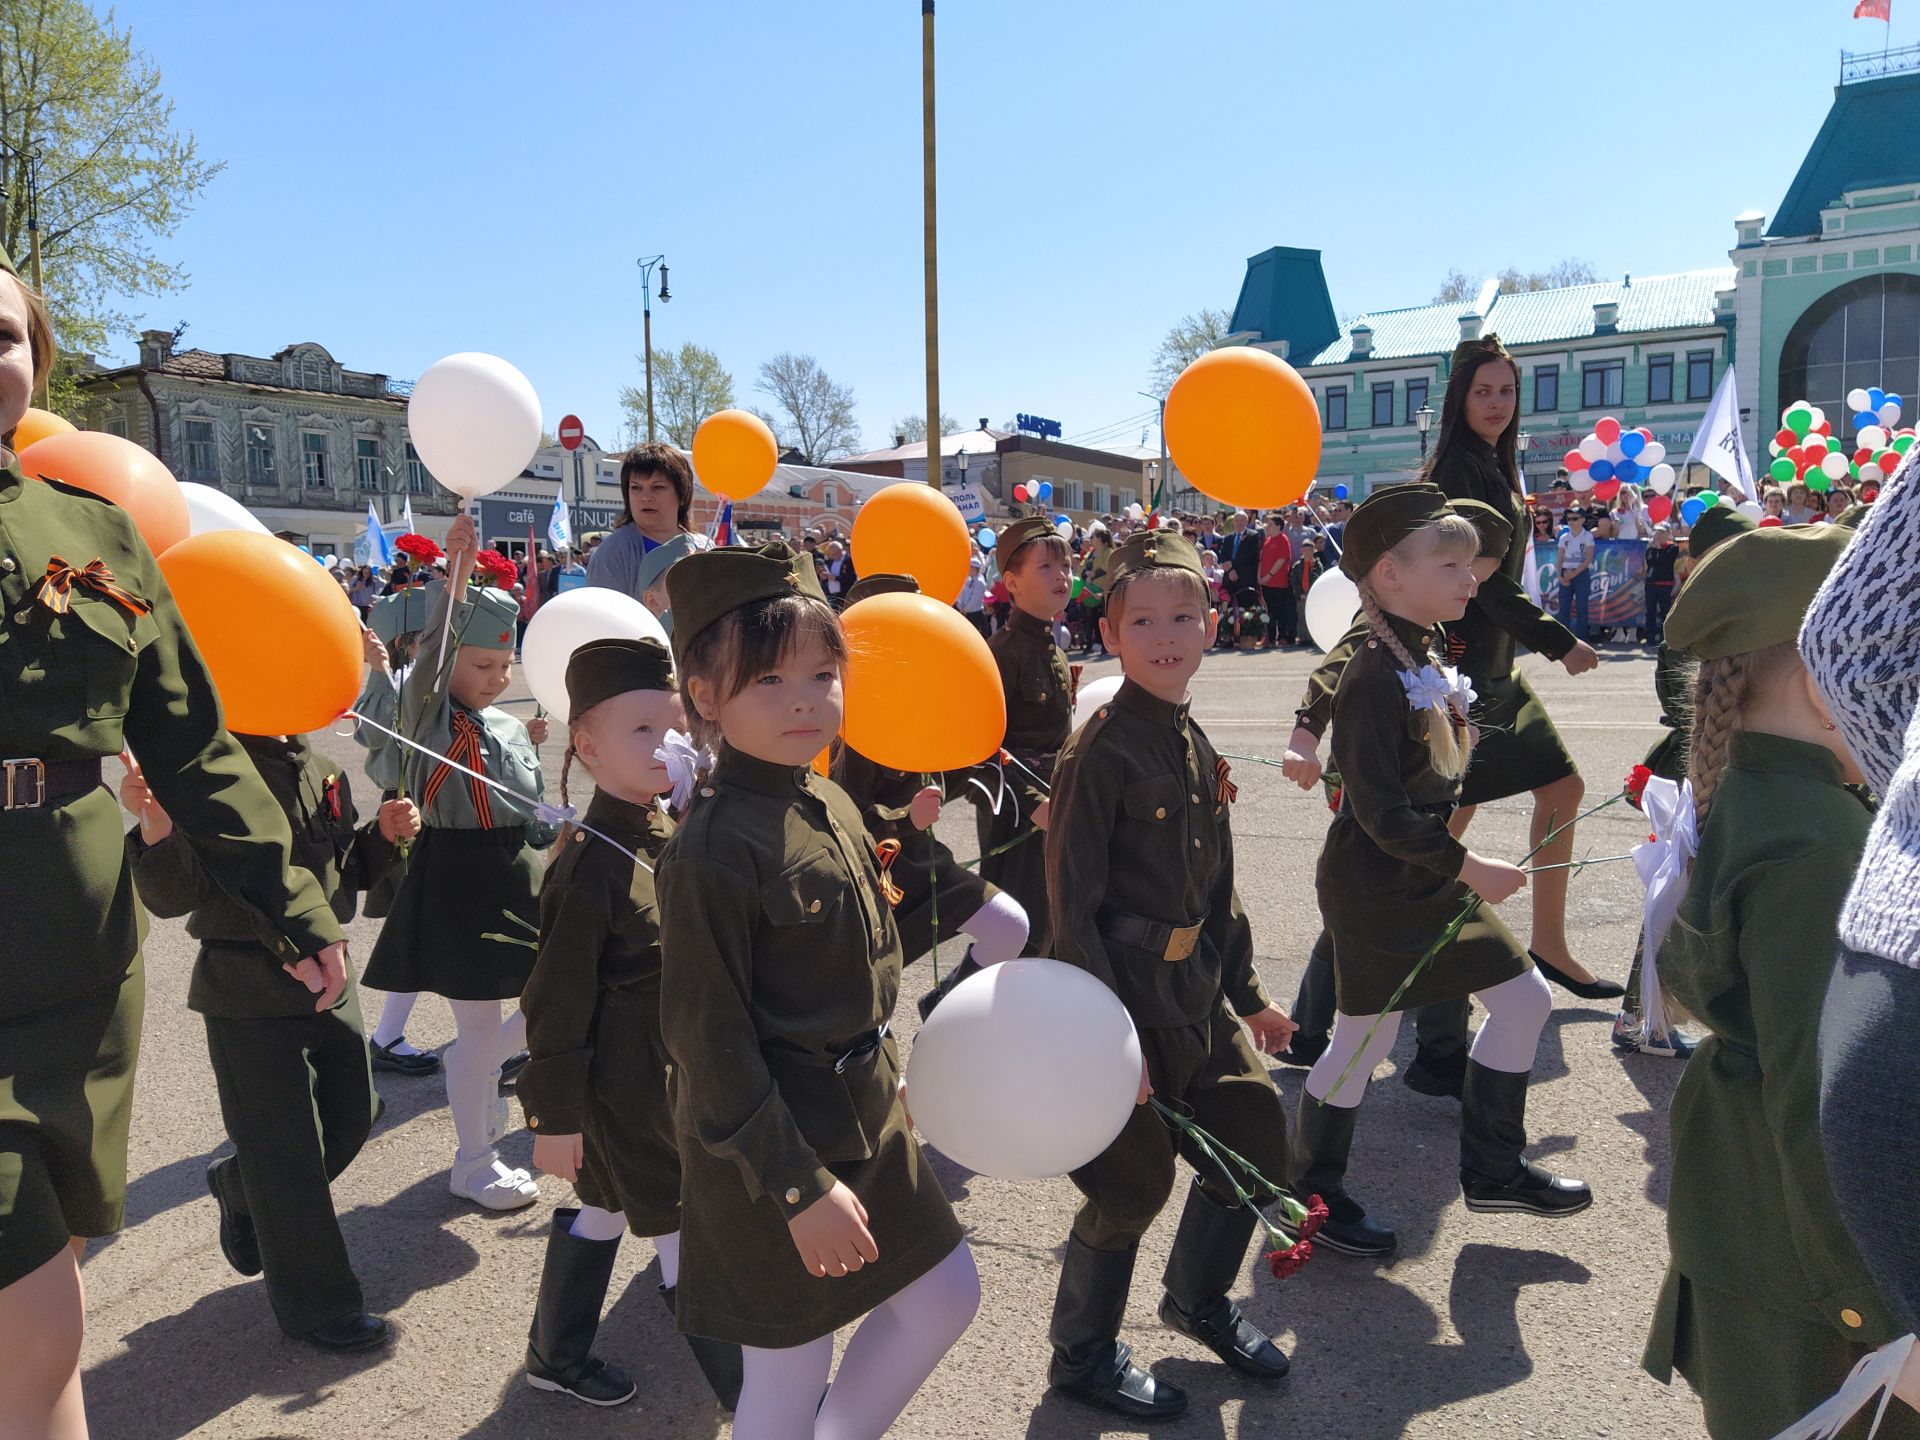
[1301,504,1343,559]
[344,709,650,871]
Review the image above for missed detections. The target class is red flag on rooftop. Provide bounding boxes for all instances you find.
[1854,0,1891,22]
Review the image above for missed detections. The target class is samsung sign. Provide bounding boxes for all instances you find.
[1016,413,1062,440]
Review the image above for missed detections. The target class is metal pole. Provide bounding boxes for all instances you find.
[643,302,656,445]
[921,0,940,489]
[1156,398,1169,515]
[26,154,47,409]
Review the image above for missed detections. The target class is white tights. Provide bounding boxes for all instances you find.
[733,1241,979,1440]
[444,999,527,1163]
[370,989,419,1049]
[958,891,1029,967]
[1305,968,1553,1107]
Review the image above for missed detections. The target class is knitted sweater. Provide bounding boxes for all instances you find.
[1800,444,1920,969]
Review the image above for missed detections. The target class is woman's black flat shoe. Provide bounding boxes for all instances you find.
[1529,951,1626,1001]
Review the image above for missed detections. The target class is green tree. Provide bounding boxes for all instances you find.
[1,0,224,375]
[1149,307,1232,394]
[755,352,859,464]
[891,411,959,444]
[618,341,735,448]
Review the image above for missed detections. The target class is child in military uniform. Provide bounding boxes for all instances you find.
[833,572,1030,1020]
[656,542,978,1439]
[1301,486,1588,1262]
[354,588,438,1076]
[120,741,417,1351]
[1642,524,1918,1440]
[363,511,554,1209]
[974,514,1074,957]
[1043,529,1299,1423]
[1276,497,1513,1104]
[519,636,740,1411]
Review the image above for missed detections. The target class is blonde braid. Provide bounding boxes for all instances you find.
[1358,583,1467,779]
[1686,654,1747,830]
[547,744,580,861]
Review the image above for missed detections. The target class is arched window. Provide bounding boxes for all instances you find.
[1777,273,1920,437]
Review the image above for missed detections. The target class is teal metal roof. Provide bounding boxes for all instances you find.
[1305,300,1480,366]
[1770,71,1920,238]
[1228,246,1340,363]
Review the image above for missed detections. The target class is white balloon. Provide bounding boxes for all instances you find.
[179,481,272,538]
[1821,450,1850,481]
[408,353,542,500]
[1569,469,1597,491]
[1648,463,1676,494]
[1055,519,1073,540]
[520,587,668,722]
[1736,500,1764,521]
[1640,441,1666,466]
[1847,387,1871,412]
[1858,425,1888,451]
[1861,462,1885,483]
[1605,442,1625,465]
[1808,406,1827,430]
[1072,674,1124,732]
[905,959,1141,1180]
[1879,401,1902,426]
[1578,435,1606,463]
[1126,503,1144,520]
[1303,567,1362,653]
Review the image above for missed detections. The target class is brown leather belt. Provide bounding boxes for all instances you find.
[1098,905,1204,963]
[2,757,103,811]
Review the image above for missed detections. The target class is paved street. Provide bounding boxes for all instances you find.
[79,644,1708,1440]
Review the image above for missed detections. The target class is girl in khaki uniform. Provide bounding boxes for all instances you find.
[656,542,977,1440]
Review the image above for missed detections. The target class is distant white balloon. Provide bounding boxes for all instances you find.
[1303,567,1362,653]
[1648,463,1677,495]
[408,353,542,501]
[1072,674,1125,732]
[1736,500,1764,521]
[520,587,669,722]
[905,958,1142,1180]
[180,482,272,539]
[1569,469,1597,492]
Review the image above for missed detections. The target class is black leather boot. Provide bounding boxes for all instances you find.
[1157,1179,1290,1381]
[917,950,982,1022]
[525,1210,637,1407]
[1459,1062,1593,1217]
[1292,1095,1397,1258]
[659,1284,743,1412]
[207,1157,262,1277]
[1048,1236,1187,1421]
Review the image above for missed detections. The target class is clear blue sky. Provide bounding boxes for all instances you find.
[99,0,1906,456]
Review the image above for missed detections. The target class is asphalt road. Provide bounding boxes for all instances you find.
[78,642,1709,1439]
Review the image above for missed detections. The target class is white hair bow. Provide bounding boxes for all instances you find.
[656,729,714,811]
[1630,775,1699,1046]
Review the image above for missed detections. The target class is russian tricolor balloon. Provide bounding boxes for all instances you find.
[1564,415,1673,499]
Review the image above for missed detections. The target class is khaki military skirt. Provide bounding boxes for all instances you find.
[1317,812,1530,1016]
[0,956,143,1288]
[363,824,542,1001]
[1461,669,1577,807]
[577,984,681,1236]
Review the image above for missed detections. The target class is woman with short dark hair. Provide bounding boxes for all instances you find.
[586,443,709,600]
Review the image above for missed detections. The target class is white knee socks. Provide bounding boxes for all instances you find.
[958,892,1030,967]
[654,1230,681,1289]
[1305,1009,1405,1107]
[1467,968,1553,1073]
[569,1205,626,1243]
[371,989,420,1050]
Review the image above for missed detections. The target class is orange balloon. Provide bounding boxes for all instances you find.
[1163,347,1322,510]
[692,408,778,501]
[20,431,190,556]
[11,406,77,453]
[158,532,364,735]
[812,746,833,777]
[850,482,972,603]
[841,592,1004,771]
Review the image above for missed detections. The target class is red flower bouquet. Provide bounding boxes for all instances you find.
[1625,764,1654,809]
[471,549,519,589]
[1149,1098,1324,1285]
[394,532,443,564]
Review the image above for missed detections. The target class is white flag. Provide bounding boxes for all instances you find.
[548,496,572,553]
[402,495,417,535]
[1685,365,1755,500]
[364,500,394,565]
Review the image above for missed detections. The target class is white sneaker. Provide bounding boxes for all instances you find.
[450,1153,539,1210]
[487,1094,513,1146]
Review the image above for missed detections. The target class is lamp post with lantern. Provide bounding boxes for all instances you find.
[1517,429,1533,495]
[1415,401,1435,461]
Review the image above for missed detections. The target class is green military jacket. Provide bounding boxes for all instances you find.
[128,733,397,1018]
[1656,730,1900,1344]
[0,461,340,1019]
[1430,438,1576,679]
[519,791,674,1136]
[656,746,902,1217]
[991,607,1072,756]
[1293,618,1370,741]
[1046,679,1268,1028]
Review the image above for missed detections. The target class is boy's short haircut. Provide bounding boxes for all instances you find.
[1106,564,1210,620]
[1005,532,1070,571]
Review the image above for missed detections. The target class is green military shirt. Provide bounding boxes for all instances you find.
[1429,439,1576,678]
[992,607,1072,755]
[1292,618,1371,740]
[1655,731,1899,1344]
[0,461,340,1018]
[519,791,674,1136]
[128,734,397,1018]
[1046,678,1268,1027]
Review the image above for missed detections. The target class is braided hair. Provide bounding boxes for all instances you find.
[1683,640,1803,833]
[1357,583,1470,781]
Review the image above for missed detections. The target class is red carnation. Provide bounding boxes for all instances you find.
[1624,764,1653,809]
[395,532,443,563]
[1267,1237,1313,1280]
[1297,1194,1330,1241]
[1327,784,1343,816]
[470,549,519,589]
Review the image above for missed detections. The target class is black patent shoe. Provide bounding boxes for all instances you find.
[1157,1293,1290,1381]
[1529,951,1627,1001]
[1402,1050,1467,1100]
[1053,1348,1188,1421]
[207,1160,261,1277]
[302,1311,392,1352]
[1462,1161,1594,1217]
[370,1040,440,1076]
[500,1049,531,1085]
[1307,1194,1398,1258]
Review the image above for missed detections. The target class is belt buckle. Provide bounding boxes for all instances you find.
[1162,924,1201,964]
[3,758,47,810]
[833,1020,890,1075]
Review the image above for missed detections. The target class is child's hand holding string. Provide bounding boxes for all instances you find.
[789,1181,879,1278]
[377,798,420,843]
[526,715,550,746]
[909,785,942,830]
[1281,726,1323,790]
[361,624,391,674]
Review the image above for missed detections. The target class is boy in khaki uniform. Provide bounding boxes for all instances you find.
[1044,529,1298,1423]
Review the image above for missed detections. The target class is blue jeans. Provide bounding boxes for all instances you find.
[1558,569,1592,640]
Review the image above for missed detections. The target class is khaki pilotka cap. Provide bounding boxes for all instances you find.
[1447,497,1513,558]
[1337,483,1456,580]
[1104,529,1204,589]
[996,516,1063,566]
[664,540,827,665]
[1663,524,1852,659]
[845,572,918,607]
[368,588,431,644]
[1684,504,1755,561]
[565,637,675,717]
[426,579,519,652]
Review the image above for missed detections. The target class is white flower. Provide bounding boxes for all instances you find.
[656,729,713,810]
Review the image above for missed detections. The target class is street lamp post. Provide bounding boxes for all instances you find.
[1415,401,1435,461]
[635,255,670,444]
[1517,429,1533,494]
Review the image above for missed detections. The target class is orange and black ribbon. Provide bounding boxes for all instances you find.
[873,838,905,908]
[37,556,151,618]
[423,709,494,827]
[1215,756,1238,806]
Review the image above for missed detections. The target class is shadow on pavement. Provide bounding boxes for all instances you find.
[84,1144,224,1260]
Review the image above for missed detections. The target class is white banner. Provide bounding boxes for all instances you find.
[1685,365,1755,499]
[946,484,986,525]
